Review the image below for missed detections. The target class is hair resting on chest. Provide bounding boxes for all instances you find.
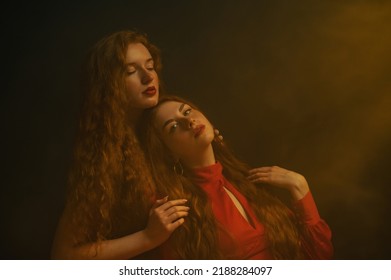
[137,98,307,259]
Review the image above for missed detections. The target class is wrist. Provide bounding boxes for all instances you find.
[290,175,310,200]
[139,229,159,251]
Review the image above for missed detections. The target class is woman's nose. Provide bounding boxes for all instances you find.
[180,118,195,129]
[187,118,196,128]
[141,69,154,84]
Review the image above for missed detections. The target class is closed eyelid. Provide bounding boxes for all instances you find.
[146,59,154,66]
[126,58,154,69]
[144,58,155,70]
[125,65,136,74]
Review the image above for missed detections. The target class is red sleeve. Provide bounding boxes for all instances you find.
[292,191,334,259]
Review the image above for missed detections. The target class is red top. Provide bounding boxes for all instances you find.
[161,162,333,259]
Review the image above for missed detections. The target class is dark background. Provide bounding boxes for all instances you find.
[2,0,391,259]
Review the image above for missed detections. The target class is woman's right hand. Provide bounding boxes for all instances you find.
[143,196,189,247]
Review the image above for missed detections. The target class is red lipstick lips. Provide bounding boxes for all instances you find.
[143,86,156,96]
[194,125,205,138]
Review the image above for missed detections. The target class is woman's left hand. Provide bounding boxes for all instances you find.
[247,166,310,200]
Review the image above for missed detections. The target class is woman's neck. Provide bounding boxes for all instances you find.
[183,145,216,169]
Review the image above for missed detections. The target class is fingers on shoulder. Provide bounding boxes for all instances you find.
[248,166,276,181]
[248,165,282,174]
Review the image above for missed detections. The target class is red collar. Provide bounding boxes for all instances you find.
[186,162,224,187]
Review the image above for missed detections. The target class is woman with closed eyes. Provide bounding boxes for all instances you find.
[51,31,190,259]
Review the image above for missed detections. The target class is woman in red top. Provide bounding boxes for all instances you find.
[51,31,189,260]
[138,95,333,259]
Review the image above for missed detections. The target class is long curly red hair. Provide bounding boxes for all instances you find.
[138,96,308,259]
[66,30,162,257]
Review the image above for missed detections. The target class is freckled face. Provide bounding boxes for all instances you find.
[124,43,159,110]
[154,101,215,161]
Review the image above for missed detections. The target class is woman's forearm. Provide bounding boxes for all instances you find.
[61,230,157,260]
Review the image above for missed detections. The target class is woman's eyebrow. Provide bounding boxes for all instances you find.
[162,103,186,130]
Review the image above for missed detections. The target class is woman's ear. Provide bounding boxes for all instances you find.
[169,152,180,164]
